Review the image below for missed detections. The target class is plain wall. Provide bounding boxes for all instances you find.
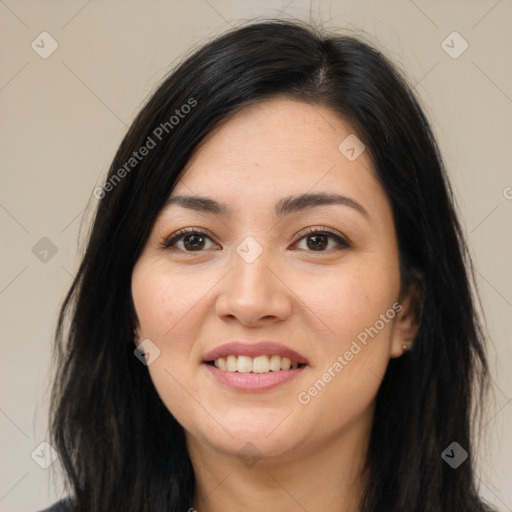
[1,1,511,511]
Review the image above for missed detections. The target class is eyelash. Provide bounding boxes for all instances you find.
[161,226,351,253]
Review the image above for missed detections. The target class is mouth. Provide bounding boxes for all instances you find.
[205,355,307,373]
[201,341,310,392]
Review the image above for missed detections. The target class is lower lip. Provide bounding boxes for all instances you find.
[203,363,307,391]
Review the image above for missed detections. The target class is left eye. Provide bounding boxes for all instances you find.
[162,228,350,252]
[293,229,350,251]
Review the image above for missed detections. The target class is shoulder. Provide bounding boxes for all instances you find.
[34,497,74,512]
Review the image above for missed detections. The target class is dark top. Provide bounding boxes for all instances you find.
[36,497,74,512]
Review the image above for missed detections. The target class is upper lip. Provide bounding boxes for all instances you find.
[202,341,309,364]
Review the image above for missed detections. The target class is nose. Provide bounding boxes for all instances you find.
[215,248,292,326]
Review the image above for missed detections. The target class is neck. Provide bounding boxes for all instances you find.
[187,409,372,512]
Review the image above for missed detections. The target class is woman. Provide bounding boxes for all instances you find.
[39,19,496,512]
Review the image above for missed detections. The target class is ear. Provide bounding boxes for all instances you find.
[389,270,424,358]
[132,319,141,348]
[130,298,142,347]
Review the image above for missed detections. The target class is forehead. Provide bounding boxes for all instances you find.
[171,97,387,217]
[183,97,359,169]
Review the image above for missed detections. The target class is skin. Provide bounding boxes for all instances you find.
[131,96,421,512]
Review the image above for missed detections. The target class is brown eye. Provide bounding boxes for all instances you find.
[293,228,350,252]
[181,233,207,251]
[306,233,329,251]
[163,229,217,252]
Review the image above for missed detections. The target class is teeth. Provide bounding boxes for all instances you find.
[269,354,281,371]
[226,355,237,372]
[253,355,269,373]
[212,355,303,372]
[281,357,291,370]
[237,355,252,373]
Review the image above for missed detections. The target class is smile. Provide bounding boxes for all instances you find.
[209,354,305,373]
[203,359,308,392]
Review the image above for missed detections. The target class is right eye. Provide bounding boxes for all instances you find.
[162,228,219,252]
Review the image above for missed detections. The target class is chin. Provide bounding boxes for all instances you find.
[210,431,300,462]
[184,407,304,459]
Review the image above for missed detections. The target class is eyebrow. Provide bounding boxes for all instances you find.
[166,192,370,221]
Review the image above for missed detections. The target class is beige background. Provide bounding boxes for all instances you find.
[1,1,511,511]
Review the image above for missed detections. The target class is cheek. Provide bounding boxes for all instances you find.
[132,261,207,425]
[132,260,208,341]
[294,259,400,404]
[296,258,400,341]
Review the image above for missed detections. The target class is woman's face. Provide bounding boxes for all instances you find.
[131,97,416,462]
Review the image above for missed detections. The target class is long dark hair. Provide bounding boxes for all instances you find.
[49,19,496,512]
